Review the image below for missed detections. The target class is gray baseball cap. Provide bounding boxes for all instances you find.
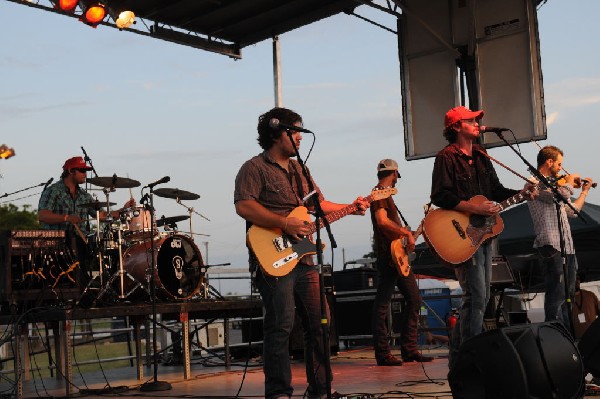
[377,159,400,177]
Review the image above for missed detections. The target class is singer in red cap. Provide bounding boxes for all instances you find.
[429,106,537,367]
[38,156,134,288]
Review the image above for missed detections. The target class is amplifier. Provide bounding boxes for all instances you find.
[491,256,515,289]
[0,230,80,304]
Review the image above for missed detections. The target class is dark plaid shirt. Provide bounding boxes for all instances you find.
[234,151,324,270]
[431,143,519,209]
[234,152,323,214]
[38,180,95,234]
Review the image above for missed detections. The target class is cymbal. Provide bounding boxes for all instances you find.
[87,176,141,189]
[156,215,190,227]
[79,201,116,210]
[153,188,200,201]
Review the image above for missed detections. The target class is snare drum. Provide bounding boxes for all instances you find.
[123,234,205,300]
[121,206,156,241]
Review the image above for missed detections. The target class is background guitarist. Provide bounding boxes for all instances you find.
[370,159,433,366]
[234,107,369,399]
[430,106,537,366]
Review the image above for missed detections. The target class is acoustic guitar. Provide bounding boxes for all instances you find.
[422,189,531,264]
[247,187,397,277]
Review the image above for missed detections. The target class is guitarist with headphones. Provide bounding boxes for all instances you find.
[370,159,433,366]
[234,107,369,399]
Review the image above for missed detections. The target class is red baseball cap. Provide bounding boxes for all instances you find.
[444,106,484,128]
[63,156,92,171]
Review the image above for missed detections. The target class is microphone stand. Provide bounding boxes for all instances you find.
[492,131,583,335]
[81,146,99,178]
[0,180,51,199]
[139,187,172,392]
[286,130,334,399]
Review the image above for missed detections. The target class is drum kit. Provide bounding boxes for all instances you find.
[78,175,207,307]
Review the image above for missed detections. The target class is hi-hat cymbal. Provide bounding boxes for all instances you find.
[87,175,141,189]
[79,201,116,210]
[156,215,190,227]
[153,188,200,201]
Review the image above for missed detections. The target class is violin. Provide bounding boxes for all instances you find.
[554,174,597,189]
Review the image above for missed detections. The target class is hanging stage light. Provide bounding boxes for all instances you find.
[80,1,107,27]
[111,9,136,29]
[50,0,78,12]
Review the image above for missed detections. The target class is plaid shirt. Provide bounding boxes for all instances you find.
[527,180,577,254]
[234,151,324,271]
[234,152,323,214]
[38,179,95,234]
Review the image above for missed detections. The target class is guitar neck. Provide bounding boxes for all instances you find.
[307,194,375,234]
[498,186,534,210]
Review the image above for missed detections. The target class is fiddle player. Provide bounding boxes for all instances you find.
[527,145,594,328]
[430,106,537,366]
[38,156,135,285]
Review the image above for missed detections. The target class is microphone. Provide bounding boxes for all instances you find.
[81,146,90,161]
[269,118,313,133]
[42,177,54,191]
[480,126,510,133]
[144,176,170,189]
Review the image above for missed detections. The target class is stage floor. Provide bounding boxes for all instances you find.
[6,344,598,398]
[9,345,453,398]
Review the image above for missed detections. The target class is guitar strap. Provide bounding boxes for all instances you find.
[290,162,306,206]
[475,148,534,184]
[393,203,410,228]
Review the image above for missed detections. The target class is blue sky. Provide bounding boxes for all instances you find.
[1,0,599,294]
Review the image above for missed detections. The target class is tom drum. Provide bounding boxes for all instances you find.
[121,206,156,242]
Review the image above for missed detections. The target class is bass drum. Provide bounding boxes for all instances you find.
[124,234,205,300]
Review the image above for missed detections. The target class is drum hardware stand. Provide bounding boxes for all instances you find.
[94,223,142,303]
[91,189,142,304]
[140,183,172,392]
[77,198,108,306]
[175,197,210,241]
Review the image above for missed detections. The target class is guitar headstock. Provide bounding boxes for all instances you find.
[0,145,15,160]
[371,187,397,201]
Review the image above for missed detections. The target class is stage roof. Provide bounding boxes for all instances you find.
[10,0,550,59]
[10,0,380,58]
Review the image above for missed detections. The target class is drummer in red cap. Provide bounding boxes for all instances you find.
[429,106,537,367]
[38,156,134,286]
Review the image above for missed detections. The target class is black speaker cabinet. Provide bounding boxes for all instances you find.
[579,316,600,377]
[448,321,584,399]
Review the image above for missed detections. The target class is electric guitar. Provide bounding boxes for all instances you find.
[247,187,397,277]
[390,221,423,277]
[422,189,532,264]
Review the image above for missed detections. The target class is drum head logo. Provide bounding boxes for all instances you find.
[173,256,184,279]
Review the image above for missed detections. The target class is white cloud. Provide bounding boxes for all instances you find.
[546,111,558,126]
[546,77,600,109]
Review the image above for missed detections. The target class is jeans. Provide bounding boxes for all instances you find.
[372,257,422,359]
[538,245,577,327]
[254,263,330,399]
[451,241,493,355]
